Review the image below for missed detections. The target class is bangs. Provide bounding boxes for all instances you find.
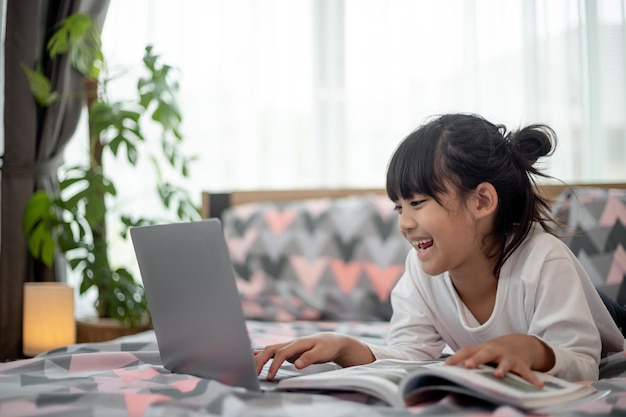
[386,124,446,202]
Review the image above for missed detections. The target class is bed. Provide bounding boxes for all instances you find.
[2,183,626,417]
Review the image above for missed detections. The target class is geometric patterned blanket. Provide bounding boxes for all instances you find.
[222,194,411,322]
[1,320,626,417]
[553,187,626,303]
[222,187,626,323]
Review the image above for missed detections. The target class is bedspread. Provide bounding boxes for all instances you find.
[1,320,626,417]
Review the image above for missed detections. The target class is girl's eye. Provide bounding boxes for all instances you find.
[393,198,424,212]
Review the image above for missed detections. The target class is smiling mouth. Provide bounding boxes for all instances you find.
[412,239,434,251]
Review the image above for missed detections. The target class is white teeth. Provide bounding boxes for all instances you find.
[411,239,432,247]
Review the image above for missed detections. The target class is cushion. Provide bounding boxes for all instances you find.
[552,187,626,303]
[221,194,411,321]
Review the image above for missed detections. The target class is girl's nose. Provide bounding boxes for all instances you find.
[397,211,416,232]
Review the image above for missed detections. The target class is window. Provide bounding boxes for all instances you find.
[65,0,626,209]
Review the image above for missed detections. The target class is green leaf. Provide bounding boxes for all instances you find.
[47,13,103,78]
[22,191,60,266]
[71,24,103,78]
[68,257,84,271]
[47,13,92,57]
[28,222,55,266]
[79,274,93,294]
[142,45,157,71]
[59,175,88,190]
[39,228,56,266]
[22,191,52,233]
[126,142,139,165]
[21,63,60,106]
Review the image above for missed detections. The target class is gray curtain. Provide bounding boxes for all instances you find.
[0,0,109,361]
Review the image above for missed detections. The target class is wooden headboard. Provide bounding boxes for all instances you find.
[201,188,385,219]
[201,182,626,219]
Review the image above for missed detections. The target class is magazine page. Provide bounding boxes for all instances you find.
[399,363,597,410]
[276,359,438,407]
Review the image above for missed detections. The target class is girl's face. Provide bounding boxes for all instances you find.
[394,188,488,279]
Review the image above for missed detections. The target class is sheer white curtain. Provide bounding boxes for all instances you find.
[83,0,626,196]
[64,0,626,226]
[65,0,626,199]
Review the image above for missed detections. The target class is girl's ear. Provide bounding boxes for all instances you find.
[472,182,498,219]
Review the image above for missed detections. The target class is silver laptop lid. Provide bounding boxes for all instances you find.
[130,219,260,391]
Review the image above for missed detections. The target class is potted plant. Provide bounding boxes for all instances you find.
[21,13,200,339]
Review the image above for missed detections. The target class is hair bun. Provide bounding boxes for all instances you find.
[508,124,557,167]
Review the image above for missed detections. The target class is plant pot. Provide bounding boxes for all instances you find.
[76,317,152,343]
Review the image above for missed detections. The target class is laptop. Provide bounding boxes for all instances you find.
[129,218,336,391]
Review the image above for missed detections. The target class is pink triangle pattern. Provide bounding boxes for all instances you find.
[123,393,171,417]
[303,198,331,219]
[93,375,144,393]
[369,195,395,221]
[275,308,296,322]
[236,270,266,298]
[290,255,329,294]
[598,195,626,227]
[232,203,262,222]
[69,352,139,372]
[297,306,324,320]
[577,188,607,204]
[226,229,259,263]
[241,300,267,318]
[606,245,626,285]
[113,367,162,382]
[329,260,363,295]
[363,262,404,301]
[263,209,299,235]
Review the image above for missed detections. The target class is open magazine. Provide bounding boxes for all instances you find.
[274,359,598,411]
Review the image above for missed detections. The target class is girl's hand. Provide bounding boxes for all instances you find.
[444,333,556,387]
[253,332,375,380]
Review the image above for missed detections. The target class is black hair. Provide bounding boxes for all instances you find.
[386,113,558,276]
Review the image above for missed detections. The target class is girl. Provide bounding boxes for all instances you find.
[254,113,624,386]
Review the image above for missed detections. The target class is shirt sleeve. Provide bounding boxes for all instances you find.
[522,245,603,381]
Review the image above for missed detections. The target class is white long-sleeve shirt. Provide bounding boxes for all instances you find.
[368,228,624,381]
